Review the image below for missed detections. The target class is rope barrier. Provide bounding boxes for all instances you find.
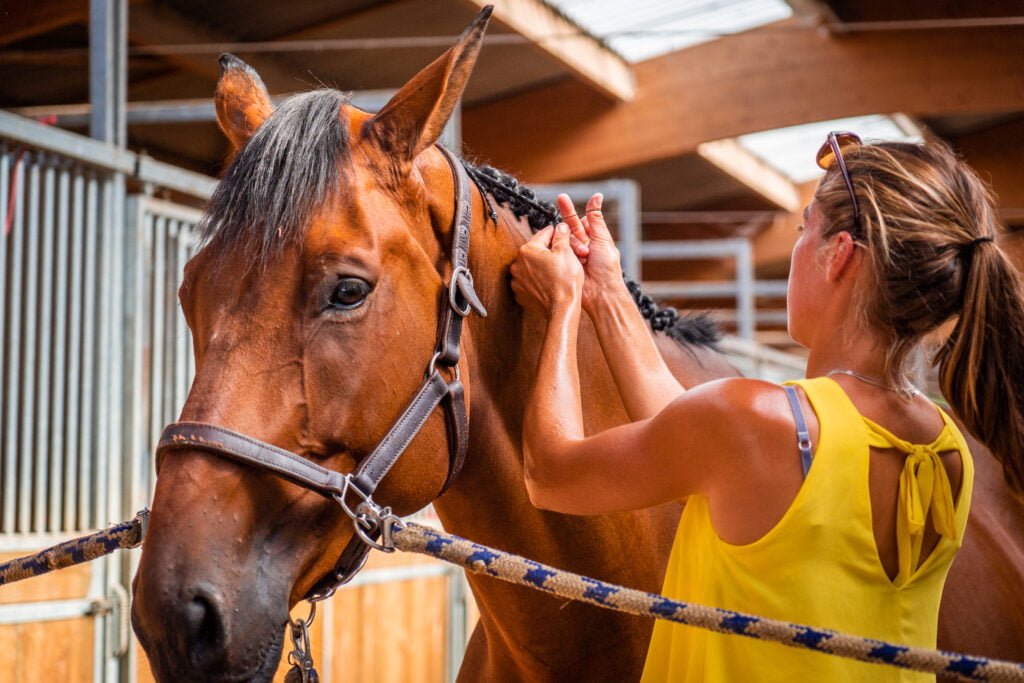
[391,521,1024,683]
[2,512,1022,682]
[0,510,147,586]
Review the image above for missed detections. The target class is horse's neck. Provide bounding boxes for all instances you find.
[430,209,683,675]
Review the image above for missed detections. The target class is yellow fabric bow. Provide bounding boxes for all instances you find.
[864,419,960,585]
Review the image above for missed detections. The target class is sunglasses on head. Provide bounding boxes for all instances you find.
[816,131,863,234]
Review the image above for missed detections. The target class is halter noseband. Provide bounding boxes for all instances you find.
[155,145,486,600]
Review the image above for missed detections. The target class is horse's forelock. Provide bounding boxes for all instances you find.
[199,89,351,264]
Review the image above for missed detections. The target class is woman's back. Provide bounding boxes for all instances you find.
[641,377,974,682]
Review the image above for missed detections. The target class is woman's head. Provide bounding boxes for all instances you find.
[813,135,1024,492]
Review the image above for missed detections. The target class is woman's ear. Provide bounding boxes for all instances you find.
[825,230,859,283]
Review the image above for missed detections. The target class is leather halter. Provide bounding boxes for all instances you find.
[156,145,487,600]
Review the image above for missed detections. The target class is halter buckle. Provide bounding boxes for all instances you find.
[449,266,487,318]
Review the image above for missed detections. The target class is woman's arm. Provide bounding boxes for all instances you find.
[510,220,755,515]
[560,193,684,420]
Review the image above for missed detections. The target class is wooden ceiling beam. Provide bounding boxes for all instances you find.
[0,0,87,47]
[463,20,1024,182]
[696,139,802,211]
[128,2,300,94]
[952,117,1024,210]
[460,0,634,101]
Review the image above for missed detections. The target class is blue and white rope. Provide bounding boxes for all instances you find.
[2,513,1021,681]
[0,510,147,586]
[392,521,1024,682]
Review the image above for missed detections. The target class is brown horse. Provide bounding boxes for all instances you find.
[130,10,1024,682]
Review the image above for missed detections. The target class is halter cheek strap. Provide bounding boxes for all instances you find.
[156,145,485,600]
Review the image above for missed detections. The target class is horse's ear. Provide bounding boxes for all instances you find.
[366,6,492,164]
[215,53,275,151]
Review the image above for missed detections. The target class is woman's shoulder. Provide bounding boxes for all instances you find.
[670,376,794,414]
[661,377,804,453]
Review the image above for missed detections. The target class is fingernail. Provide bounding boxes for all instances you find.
[557,223,569,234]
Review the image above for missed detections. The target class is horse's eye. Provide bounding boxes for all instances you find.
[328,278,371,310]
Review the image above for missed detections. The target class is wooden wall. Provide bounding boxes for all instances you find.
[2,539,476,682]
[133,546,477,683]
[0,551,95,681]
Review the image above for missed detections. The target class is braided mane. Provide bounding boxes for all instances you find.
[465,164,720,349]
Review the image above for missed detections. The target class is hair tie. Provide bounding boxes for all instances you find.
[961,235,994,256]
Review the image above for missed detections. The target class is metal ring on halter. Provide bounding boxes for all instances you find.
[294,601,316,629]
[287,602,316,666]
[353,502,400,552]
[426,351,461,381]
[331,476,401,553]
[449,266,474,317]
[332,475,366,521]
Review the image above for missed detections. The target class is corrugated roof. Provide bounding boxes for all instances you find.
[547,0,792,62]
[736,115,925,183]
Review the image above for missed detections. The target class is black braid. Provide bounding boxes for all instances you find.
[465,163,721,350]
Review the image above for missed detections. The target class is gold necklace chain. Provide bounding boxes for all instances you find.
[827,369,921,399]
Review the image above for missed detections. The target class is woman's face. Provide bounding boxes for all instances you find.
[787,201,829,347]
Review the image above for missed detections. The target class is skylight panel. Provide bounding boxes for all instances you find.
[548,0,793,63]
[735,115,925,183]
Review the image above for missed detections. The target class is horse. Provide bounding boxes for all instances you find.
[130,9,1024,682]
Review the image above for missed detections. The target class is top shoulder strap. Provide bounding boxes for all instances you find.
[783,385,814,478]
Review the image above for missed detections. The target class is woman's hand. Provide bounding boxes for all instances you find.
[510,223,584,316]
[557,193,626,314]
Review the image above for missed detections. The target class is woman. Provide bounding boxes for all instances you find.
[509,134,1024,681]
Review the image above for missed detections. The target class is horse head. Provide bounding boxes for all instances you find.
[131,9,493,681]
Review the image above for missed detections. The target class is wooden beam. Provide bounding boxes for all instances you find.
[0,0,86,47]
[128,2,299,94]
[696,139,802,211]
[953,117,1024,210]
[460,0,634,101]
[463,20,1024,182]
[784,0,842,30]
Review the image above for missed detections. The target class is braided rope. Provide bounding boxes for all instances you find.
[3,511,1021,681]
[392,521,1024,682]
[0,510,147,586]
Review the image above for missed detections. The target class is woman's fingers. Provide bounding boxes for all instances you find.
[569,234,590,261]
[584,193,612,240]
[529,224,555,248]
[551,222,571,252]
[557,193,589,247]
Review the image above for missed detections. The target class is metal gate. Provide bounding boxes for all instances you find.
[0,112,213,682]
[0,111,476,682]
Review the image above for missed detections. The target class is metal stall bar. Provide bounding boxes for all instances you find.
[95,175,113,529]
[0,143,12,534]
[123,196,146,515]
[33,155,56,531]
[173,221,190,413]
[64,170,86,531]
[640,238,758,340]
[89,0,127,146]
[79,173,99,531]
[18,154,39,534]
[48,160,72,532]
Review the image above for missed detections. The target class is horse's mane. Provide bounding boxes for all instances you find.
[198,89,719,349]
[465,164,721,350]
[199,89,350,260]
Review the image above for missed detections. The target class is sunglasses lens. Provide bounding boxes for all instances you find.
[816,132,862,171]
[816,144,837,170]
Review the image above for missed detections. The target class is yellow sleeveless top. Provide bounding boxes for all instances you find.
[641,377,974,682]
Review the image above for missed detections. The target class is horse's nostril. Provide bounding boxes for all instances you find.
[183,592,227,666]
